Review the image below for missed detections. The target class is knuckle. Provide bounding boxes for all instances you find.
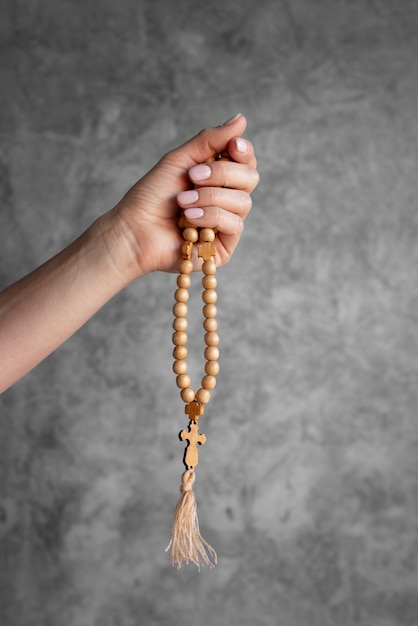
[236,216,245,233]
[238,191,252,213]
[250,168,260,191]
[217,208,243,234]
[215,162,229,187]
[213,156,229,172]
[244,193,253,213]
[197,127,212,144]
[208,188,221,206]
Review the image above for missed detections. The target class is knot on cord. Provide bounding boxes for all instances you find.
[180,469,195,493]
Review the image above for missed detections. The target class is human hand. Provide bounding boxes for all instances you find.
[108,113,259,278]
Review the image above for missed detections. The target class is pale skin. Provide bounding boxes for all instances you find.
[0,113,259,393]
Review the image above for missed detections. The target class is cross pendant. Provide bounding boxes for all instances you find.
[179,420,206,469]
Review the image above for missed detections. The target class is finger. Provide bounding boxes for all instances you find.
[164,114,248,168]
[227,137,257,168]
[177,187,252,219]
[188,160,260,193]
[183,206,245,237]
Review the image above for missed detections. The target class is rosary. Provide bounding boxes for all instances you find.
[166,152,230,569]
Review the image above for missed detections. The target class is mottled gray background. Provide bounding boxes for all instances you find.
[1,1,418,625]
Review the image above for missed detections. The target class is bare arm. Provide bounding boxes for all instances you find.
[0,216,135,392]
[0,114,259,392]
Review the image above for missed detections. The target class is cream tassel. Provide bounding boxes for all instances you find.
[166,469,217,569]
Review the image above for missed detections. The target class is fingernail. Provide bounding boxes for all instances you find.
[184,208,204,219]
[178,190,199,205]
[223,113,242,126]
[236,138,248,153]
[189,164,211,182]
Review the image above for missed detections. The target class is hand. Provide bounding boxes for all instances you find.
[108,113,259,277]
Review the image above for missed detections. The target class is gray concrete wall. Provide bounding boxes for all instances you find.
[1,1,418,625]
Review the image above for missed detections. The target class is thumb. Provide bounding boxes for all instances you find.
[168,113,248,168]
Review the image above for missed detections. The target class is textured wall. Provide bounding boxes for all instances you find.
[2,1,418,625]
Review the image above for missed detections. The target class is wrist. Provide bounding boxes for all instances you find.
[90,208,147,287]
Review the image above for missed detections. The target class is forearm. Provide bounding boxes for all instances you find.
[0,212,140,392]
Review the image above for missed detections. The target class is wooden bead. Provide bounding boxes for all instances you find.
[203,318,217,332]
[204,346,219,361]
[175,288,189,303]
[205,360,220,376]
[196,388,211,404]
[204,331,219,346]
[199,228,215,243]
[203,303,217,319]
[172,331,187,346]
[173,345,188,360]
[202,289,217,304]
[173,316,188,331]
[202,274,217,290]
[201,375,217,390]
[202,260,216,275]
[177,273,191,289]
[179,259,193,274]
[173,302,188,317]
[183,227,199,242]
[173,360,188,374]
[181,387,196,403]
[176,374,191,389]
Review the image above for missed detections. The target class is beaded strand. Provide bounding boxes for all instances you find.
[167,153,229,569]
[172,227,220,408]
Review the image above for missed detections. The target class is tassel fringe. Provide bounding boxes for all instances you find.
[166,469,217,569]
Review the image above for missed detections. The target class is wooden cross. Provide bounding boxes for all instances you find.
[198,242,216,261]
[180,421,206,468]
